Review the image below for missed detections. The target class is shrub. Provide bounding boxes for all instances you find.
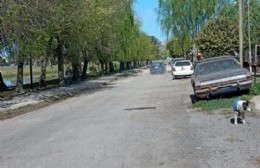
[250,82,260,95]
[89,66,97,73]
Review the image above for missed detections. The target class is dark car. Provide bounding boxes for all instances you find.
[191,56,253,99]
[150,62,165,74]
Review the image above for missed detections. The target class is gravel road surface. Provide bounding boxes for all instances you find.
[0,68,259,168]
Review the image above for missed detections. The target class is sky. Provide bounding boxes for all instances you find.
[133,0,166,43]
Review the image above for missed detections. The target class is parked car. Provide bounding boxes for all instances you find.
[172,60,194,79]
[191,56,253,99]
[170,57,186,74]
[150,61,165,74]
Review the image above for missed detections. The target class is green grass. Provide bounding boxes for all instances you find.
[250,83,260,95]
[0,64,103,87]
[193,78,260,111]
[0,65,58,81]
[193,98,233,111]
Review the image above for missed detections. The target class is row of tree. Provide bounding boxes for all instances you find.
[0,0,161,92]
[158,0,260,58]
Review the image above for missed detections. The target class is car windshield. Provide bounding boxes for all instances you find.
[195,58,240,75]
[175,61,191,66]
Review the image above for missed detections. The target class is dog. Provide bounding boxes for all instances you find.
[232,98,251,125]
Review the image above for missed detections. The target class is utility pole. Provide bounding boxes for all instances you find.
[247,0,252,73]
[239,0,243,66]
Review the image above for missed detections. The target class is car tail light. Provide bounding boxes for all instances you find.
[246,75,252,80]
[190,66,194,70]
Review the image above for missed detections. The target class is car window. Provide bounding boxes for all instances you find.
[151,62,163,67]
[175,61,191,66]
[171,58,185,64]
[195,58,240,75]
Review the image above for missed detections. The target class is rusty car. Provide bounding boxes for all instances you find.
[191,56,253,99]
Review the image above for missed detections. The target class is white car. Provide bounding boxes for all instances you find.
[172,60,194,79]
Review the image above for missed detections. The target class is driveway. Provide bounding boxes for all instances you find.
[0,68,259,168]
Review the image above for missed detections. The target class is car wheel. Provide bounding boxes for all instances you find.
[192,94,199,103]
[172,75,175,80]
[206,93,212,100]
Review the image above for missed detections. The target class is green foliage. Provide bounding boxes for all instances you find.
[1,0,159,71]
[193,98,233,111]
[0,65,58,80]
[89,66,97,73]
[158,0,230,55]
[166,36,191,57]
[219,0,260,46]
[250,82,260,95]
[195,18,239,57]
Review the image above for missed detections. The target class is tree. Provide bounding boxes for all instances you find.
[1,0,160,92]
[195,18,239,57]
[219,0,260,46]
[1,0,57,91]
[157,0,230,58]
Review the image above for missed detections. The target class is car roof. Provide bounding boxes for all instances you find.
[172,57,185,60]
[175,59,190,62]
[152,60,163,63]
[198,55,236,63]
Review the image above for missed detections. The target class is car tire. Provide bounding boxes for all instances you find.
[172,75,175,80]
[192,94,199,103]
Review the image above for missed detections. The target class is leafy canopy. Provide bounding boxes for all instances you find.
[195,18,239,57]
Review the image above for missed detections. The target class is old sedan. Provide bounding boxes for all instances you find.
[191,56,253,99]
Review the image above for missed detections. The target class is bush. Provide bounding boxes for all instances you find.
[250,82,260,95]
[89,66,97,73]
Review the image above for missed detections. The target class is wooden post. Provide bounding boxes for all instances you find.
[239,0,243,66]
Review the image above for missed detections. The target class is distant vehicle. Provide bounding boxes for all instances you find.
[191,56,253,99]
[150,62,165,74]
[170,57,186,73]
[172,60,194,79]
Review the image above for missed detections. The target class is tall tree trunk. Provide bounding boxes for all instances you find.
[56,39,64,86]
[105,62,108,73]
[0,72,8,91]
[39,55,48,89]
[100,60,104,75]
[191,43,198,64]
[133,61,137,68]
[40,37,53,89]
[81,58,89,80]
[72,63,80,82]
[120,61,125,71]
[126,62,131,70]
[109,62,114,73]
[16,60,23,93]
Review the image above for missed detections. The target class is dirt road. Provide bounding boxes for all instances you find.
[0,68,259,168]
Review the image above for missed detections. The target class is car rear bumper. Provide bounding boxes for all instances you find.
[194,80,253,98]
[173,71,194,76]
[150,70,165,74]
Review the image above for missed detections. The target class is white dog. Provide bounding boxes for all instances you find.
[232,98,251,125]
